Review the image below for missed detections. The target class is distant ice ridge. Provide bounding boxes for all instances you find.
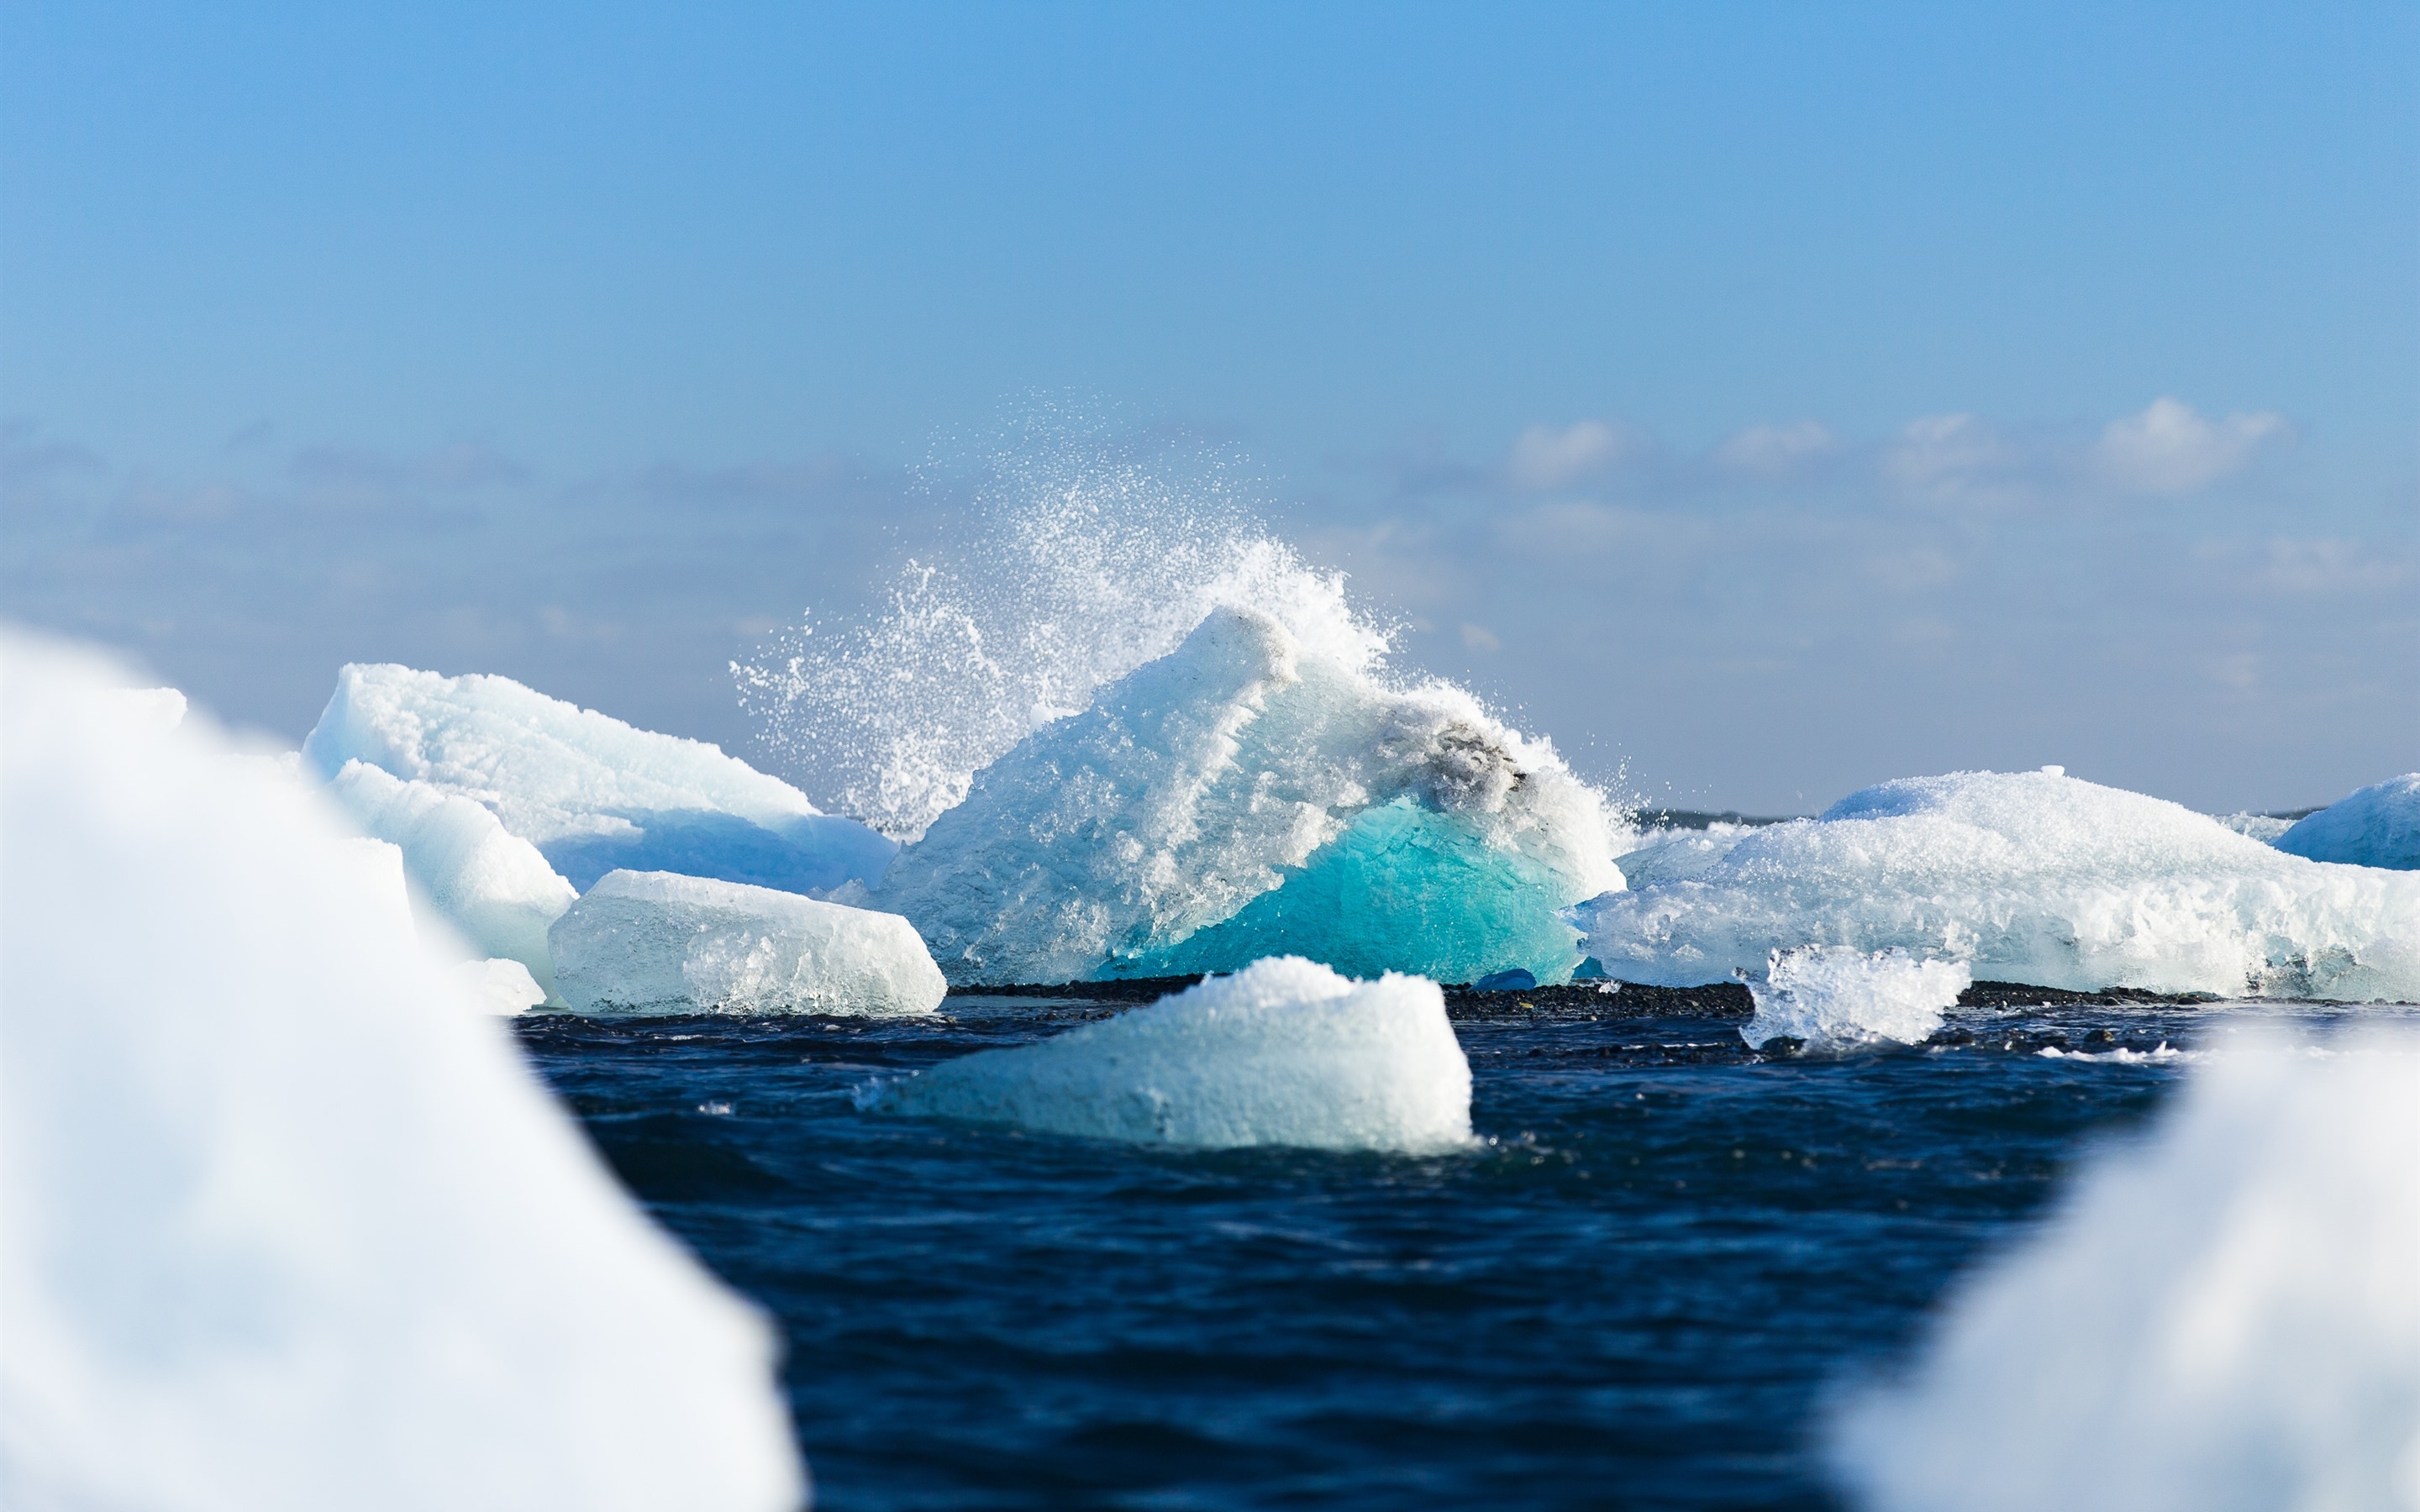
[552,870,945,1016]
[2273,773,2420,870]
[1570,769,2420,1000]
[872,956,1473,1152]
[1742,947,1971,1051]
[307,662,896,892]
[2211,811,2296,843]
[0,631,803,1512]
[1830,1026,2420,1512]
[879,606,1624,985]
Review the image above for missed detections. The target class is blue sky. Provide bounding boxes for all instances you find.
[5,1,2413,813]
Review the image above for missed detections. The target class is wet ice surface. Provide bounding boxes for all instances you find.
[514,989,2412,1511]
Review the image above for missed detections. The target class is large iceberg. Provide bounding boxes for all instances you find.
[1830,1026,2420,1512]
[306,662,896,893]
[1570,769,2420,1000]
[879,606,1624,985]
[872,956,1473,1152]
[2272,773,2420,870]
[551,869,946,1016]
[0,632,802,1511]
[328,759,578,992]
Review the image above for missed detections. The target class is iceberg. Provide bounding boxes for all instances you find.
[328,759,577,993]
[872,956,1473,1152]
[454,957,550,1016]
[2272,773,2420,870]
[1829,1027,2420,1512]
[880,606,1624,985]
[1570,769,2420,1000]
[305,662,897,893]
[551,869,946,1016]
[1742,946,1970,1051]
[0,631,802,1512]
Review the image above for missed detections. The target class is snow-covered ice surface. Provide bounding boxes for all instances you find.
[306,662,896,892]
[1742,947,1972,1052]
[1570,769,2420,1000]
[2273,773,2420,870]
[552,869,946,1017]
[0,632,803,1512]
[872,957,1473,1152]
[881,606,1623,986]
[1830,1026,2420,1512]
[328,759,577,993]
[1611,823,1755,887]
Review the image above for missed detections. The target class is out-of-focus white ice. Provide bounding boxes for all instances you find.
[551,869,945,1017]
[2273,773,2420,871]
[881,606,1624,986]
[1742,946,1971,1051]
[0,631,803,1512]
[109,685,188,732]
[874,956,1473,1152]
[1830,1026,2420,1512]
[328,759,577,993]
[334,836,418,936]
[454,957,550,1016]
[1570,769,2420,1000]
[305,661,896,892]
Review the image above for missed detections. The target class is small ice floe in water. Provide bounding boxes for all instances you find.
[1829,1026,2420,1512]
[881,605,1623,986]
[1570,768,2420,1000]
[2272,772,2420,870]
[0,630,802,1511]
[329,759,577,995]
[452,956,550,1016]
[871,956,1474,1152]
[304,661,897,892]
[1741,946,1970,1052]
[550,869,945,1016]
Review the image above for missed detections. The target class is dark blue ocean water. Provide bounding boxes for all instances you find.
[515,990,2248,1511]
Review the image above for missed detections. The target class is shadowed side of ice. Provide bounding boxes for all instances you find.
[2272,772,2420,870]
[1571,769,2420,1000]
[880,606,1624,986]
[1829,1026,2420,1512]
[0,633,804,1511]
[552,870,945,1016]
[307,662,896,894]
[871,957,1474,1152]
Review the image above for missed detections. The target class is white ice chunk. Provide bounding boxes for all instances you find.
[551,869,945,1017]
[2273,773,2420,871]
[328,759,577,993]
[108,685,187,732]
[334,836,418,937]
[2210,811,2295,843]
[1742,946,1970,1051]
[873,956,1474,1152]
[881,606,1624,986]
[0,630,802,1512]
[454,957,550,1016]
[304,662,897,893]
[1830,1026,2420,1512]
[1610,822,1755,887]
[1570,769,2420,1000]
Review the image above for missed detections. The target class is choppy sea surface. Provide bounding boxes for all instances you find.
[515,989,2386,1511]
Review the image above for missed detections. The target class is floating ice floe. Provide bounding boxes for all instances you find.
[872,956,1474,1152]
[880,606,1624,985]
[2272,773,2420,871]
[551,869,945,1016]
[305,661,897,893]
[1570,769,2420,1000]
[1829,1026,2420,1512]
[0,631,802,1512]
[1742,946,1971,1052]
[328,759,577,994]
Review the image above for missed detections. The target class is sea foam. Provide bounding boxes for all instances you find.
[0,631,802,1512]
[1570,769,2420,1000]
[872,956,1473,1152]
[1830,1026,2420,1511]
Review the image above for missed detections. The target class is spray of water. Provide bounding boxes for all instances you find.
[734,410,1389,839]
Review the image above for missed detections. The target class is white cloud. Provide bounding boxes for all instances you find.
[1714,419,1839,477]
[1505,419,1640,491]
[2091,397,2288,495]
[1881,413,2021,498]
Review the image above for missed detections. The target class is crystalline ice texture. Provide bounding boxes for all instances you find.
[1741,945,1971,1051]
